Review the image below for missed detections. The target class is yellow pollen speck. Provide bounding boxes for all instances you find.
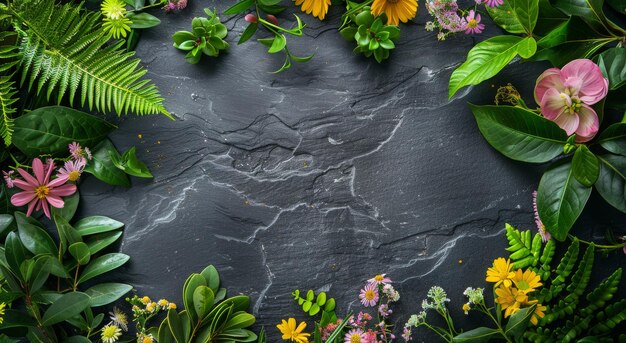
[458,259,463,264]
[35,186,49,199]
[157,140,161,144]
[138,134,143,139]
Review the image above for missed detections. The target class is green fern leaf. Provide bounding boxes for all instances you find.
[582,268,622,317]
[8,0,171,118]
[566,244,595,298]
[0,31,20,146]
[538,239,555,281]
[545,238,579,301]
[506,224,535,269]
[590,299,626,335]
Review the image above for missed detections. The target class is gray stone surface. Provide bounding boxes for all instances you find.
[78,1,625,341]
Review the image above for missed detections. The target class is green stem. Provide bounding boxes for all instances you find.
[569,234,626,250]
[127,0,166,13]
[479,304,513,343]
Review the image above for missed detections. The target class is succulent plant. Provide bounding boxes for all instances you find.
[340,7,400,63]
[173,8,229,64]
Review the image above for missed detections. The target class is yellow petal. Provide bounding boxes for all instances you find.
[296,321,307,333]
[288,318,296,331]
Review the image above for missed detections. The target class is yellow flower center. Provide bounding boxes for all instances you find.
[365,290,376,300]
[374,275,384,282]
[350,334,362,343]
[517,280,530,290]
[102,326,119,339]
[387,0,399,3]
[142,336,154,343]
[35,186,49,199]
[68,170,81,182]
[468,19,478,28]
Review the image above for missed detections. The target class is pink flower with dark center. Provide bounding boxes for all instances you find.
[464,10,484,34]
[10,158,77,218]
[266,14,279,26]
[57,158,86,182]
[532,191,551,242]
[3,170,14,188]
[485,0,503,6]
[535,59,608,142]
[359,283,379,307]
[344,328,366,343]
[245,14,258,23]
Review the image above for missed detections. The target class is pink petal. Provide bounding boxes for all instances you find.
[26,199,38,216]
[535,68,565,105]
[32,158,45,185]
[46,194,64,208]
[553,111,580,136]
[11,191,36,206]
[43,160,54,184]
[48,184,76,197]
[574,104,599,142]
[540,88,570,120]
[13,179,35,191]
[562,59,608,104]
[48,175,69,188]
[41,201,51,219]
[17,168,39,187]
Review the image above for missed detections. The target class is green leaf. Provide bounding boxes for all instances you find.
[78,253,130,284]
[167,309,187,343]
[0,309,37,329]
[193,286,215,319]
[85,231,123,255]
[268,34,286,53]
[224,0,255,15]
[596,48,626,90]
[84,139,131,187]
[74,216,124,236]
[0,214,14,236]
[69,242,91,265]
[486,0,525,34]
[572,145,599,186]
[309,303,320,316]
[324,298,336,311]
[4,231,29,278]
[12,106,115,157]
[598,123,626,155]
[449,36,536,99]
[183,273,207,323]
[50,192,79,222]
[127,12,161,29]
[200,265,220,293]
[85,283,132,307]
[511,0,539,34]
[553,0,625,35]
[537,160,592,241]
[469,104,567,163]
[224,313,256,330]
[452,327,500,342]
[316,292,327,306]
[112,146,152,178]
[238,23,258,45]
[595,154,626,213]
[505,305,536,338]
[41,292,90,326]
[15,212,57,256]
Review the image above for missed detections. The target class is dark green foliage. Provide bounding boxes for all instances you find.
[6,0,170,117]
[0,30,19,146]
[172,9,229,64]
[340,7,399,63]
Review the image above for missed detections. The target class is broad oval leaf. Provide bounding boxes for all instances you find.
[85,283,133,307]
[486,1,525,34]
[69,242,91,265]
[74,216,124,236]
[200,265,220,292]
[166,309,187,343]
[469,104,567,163]
[598,123,626,156]
[449,36,536,99]
[84,139,130,187]
[12,106,115,157]
[193,285,215,319]
[223,312,256,330]
[537,160,592,241]
[596,48,626,90]
[85,231,123,255]
[183,273,206,323]
[78,253,130,284]
[127,12,161,29]
[452,327,500,342]
[41,292,90,326]
[50,192,79,222]
[15,212,57,256]
[595,154,626,213]
[572,145,599,186]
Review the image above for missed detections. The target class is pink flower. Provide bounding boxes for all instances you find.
[57,158,86,182]
[485,0,503,6]
[534,59,608,142]
[378,303,392,317]
[164,1,177,12]
[176,0,187,10]
[363,330,378,343]
[359,283,379,307]
[10,158,77,218]
[266,14,279,26]
[532,191,551,242]
[345,329,366,343]
[3,170,14,188]
[464,10,484,34]
[368,274,392,285]
[245,14,258,23]
[69,142,92,161]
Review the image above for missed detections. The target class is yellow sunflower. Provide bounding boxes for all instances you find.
[371,0,418,26]
[512,269,542,294]
[294,0,331,20]
[277,318,310,343]
[486,258,516,288]
[495,286,527,318]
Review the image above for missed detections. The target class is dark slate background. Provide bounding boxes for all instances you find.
[78,1,626,341]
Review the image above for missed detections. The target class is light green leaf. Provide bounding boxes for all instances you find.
[68,242,91,265]
[486,0,525,34]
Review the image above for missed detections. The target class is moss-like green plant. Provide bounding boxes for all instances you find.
[173,9,229,64]
[339,7,399,63]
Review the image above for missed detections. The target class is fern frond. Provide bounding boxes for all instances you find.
[0,30,20,146]
[590,299,626,335]
[542,238,579,302]
[8,0,171,118]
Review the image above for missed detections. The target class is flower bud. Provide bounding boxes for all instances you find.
[266,14,279,26]
[244,13,258,23]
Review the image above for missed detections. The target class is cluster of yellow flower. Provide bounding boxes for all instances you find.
[131,295,177,314]
[486,258,547,325]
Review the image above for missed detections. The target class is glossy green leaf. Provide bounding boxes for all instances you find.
[78,253,130,284]
[505,305,536,338]
[268,34,286,53]
[85,231,123,255]
[74,216,124,236]
[0,214,14,236]
[598,123,626,156]
[12,106,115,157]
[572,145,599,186]
[5,231,28,278]
[200,264,220,292]
[452,327,500,342]
[596,154,626,213]
[84,139,131,187]
[469,104,567,163]
[41,292,90,325]
[325,298,336,311]
[537,160,592,241]
[553,0,625,35]
[449,36,536,99]
[238,23,258,45]
[596,48,626,90]
[511,0,539,34]
[183,273,207,322]
[69,242,91,265]
[0,309,37,329]
[486,0,525,34]
[224,0,254,15]
[15,212,57,256]
[112,146,153,178]
[85,283,132,307]
[167,309,186,343]
[223,312,256,330]
[54,213,82,253]
[50,192,79,222]
[28,256,51,293]
[193,286,215,319]
[127,12,161,29]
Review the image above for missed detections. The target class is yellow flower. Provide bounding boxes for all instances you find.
[462,303,471,315]
[512,269,542,294]
[142,335,154,343]
[103,17,132,39]
[495,286,527,318]
[293,0,331,20]
[168,302,177,310]
[277,318,310,343]
[146,302,157,312]
[530,303,547,325]
[101,0,127,19]
[141,296,151,304]
[101,324,122,343]
[371,0,418,26]
[0,303,5,324]
[486,258,515,288]
[158,299,169,307]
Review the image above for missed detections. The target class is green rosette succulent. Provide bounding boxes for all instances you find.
[340,7,400,63]
[173,8,229,64]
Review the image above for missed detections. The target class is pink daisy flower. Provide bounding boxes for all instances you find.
[57,158,86,182]
[10,158,77,218]
[532,191,551,242]
[345,328,366,343]
[3,170,14,188]
[368,274,392,285]
[359,283,379,307]
[464,10,485,34]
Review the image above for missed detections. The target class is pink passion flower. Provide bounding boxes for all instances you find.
[10,158,77,218]
[534,59,608,142]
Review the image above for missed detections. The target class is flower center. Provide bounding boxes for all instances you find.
[102,326,119,339]
[517,280,530,291]
[365,290,376,300]
[350,334,362,343]
[374,275,384,282]
[35,186,49,199]
[387,0,399,3]
[68,170,81,182]
[468,19,477,28]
